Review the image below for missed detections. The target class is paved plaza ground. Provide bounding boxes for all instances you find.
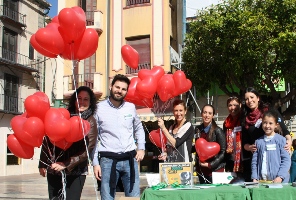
[0,173,149,200]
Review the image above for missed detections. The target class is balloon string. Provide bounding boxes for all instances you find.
[196,164,212,184]
[144,97,185,161]
[142,122,162,155]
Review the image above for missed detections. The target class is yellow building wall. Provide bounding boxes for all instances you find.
[60,0,179,97]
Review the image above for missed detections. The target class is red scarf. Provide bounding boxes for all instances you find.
[224,114,242,172]
[245,108,262,129]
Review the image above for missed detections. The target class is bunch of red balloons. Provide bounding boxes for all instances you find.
[30,6,98,60]
[7,92,90,159]
[124,66,192,107]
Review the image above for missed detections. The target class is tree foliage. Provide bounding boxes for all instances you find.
[182,0,296,118]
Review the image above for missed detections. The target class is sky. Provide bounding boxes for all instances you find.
[47,0,58,17]
[186,0,220,17]
[46,0,220,18]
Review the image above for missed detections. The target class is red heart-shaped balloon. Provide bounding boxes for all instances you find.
[124,77,154,107]
[15,117,45,147]
[10,115,27,136]
[51,16,59,24]
[75,28,99,60]
[65,116,91,142]
[157,74,175,102]
[149,129,167,148]
[138,66,165,82]
[195,138,220,162]
[44,108,71,142]
[125,77,141,101]
[121,45,139,69]
[7,134,34,159]
[136,76,157,99]
[172,70,192,96]
[58,7,86,43]
[24,93,50,121]
[35,23,65,55]
[58,108,71,120]
[30,34,57,58]
[50,138,73,150]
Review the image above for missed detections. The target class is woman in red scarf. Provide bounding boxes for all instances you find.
[241,87,292,182]
[223,96,242,174]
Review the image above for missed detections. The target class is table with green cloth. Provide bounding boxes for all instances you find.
[249,184,296,200]
[140,185,251,200]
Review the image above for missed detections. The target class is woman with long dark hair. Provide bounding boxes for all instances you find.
[241,87,291,182]
[39,86,98,200]
[194,104,226,184]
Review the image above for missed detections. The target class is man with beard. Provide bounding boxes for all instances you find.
[92,74,145,200]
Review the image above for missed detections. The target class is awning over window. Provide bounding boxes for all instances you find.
[137,107,174,122]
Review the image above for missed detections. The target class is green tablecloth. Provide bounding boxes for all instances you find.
[140,186,251,200]
[249,185,296,200]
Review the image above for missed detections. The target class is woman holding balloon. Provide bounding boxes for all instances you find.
[38,86,98,200]
[194,104,226,184]
[157,99,194,162]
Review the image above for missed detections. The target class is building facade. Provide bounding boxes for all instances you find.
[55,0,185,173]
[0,0,53,176]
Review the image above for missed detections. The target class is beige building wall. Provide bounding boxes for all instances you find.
[0,0,52,176]
[59,0,179,98]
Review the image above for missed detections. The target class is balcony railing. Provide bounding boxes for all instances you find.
[0,46,39,72]
[0,94,23,114]
[65,73,94,90]
[126,0,150,6]
[126,62,151,74]
[63,72,103,99]
[0,5,26,27]
[85,11,94,26]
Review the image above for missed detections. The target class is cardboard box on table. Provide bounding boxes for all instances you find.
[159,162,193,185]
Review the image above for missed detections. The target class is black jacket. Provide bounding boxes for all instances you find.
[242,108,289,160]
[195,124,226,171]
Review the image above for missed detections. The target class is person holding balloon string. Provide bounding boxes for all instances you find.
[193,104,226,184]
[157,99,194,163]
[38,86,98,200]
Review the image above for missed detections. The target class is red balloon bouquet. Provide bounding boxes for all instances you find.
[30,6,98,61]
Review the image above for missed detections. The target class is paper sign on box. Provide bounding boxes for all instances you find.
[159,162,193,185]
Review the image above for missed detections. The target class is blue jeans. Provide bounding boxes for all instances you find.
[100,157,140,200]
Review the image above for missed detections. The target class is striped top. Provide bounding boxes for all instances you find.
[92,98,145,166]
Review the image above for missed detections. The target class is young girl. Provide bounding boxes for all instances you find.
[251,110,291,183]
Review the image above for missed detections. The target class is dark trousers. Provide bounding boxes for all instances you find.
[47,173,86,200]
[242,159,252,182]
